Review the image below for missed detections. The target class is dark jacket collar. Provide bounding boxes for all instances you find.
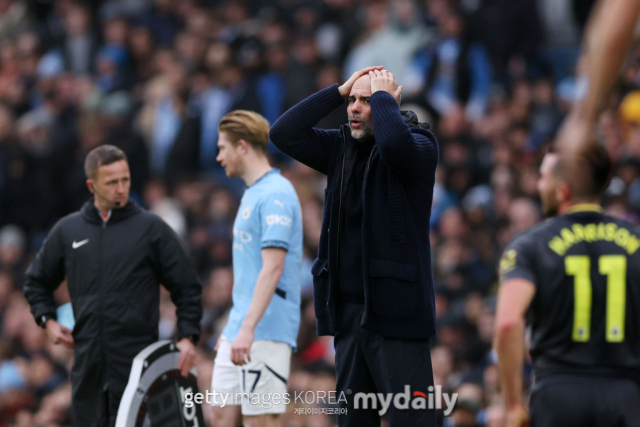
[81,198,140,224]
[400,110,430,129]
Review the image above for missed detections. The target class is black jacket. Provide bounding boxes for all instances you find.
[270,84,439,339]
[24,199,202,425]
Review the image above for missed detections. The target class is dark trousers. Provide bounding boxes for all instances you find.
[71,384,122,427]
[334,302,436,427]
[530,375,640,427]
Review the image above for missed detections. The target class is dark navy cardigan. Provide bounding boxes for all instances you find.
[270,84,439,339]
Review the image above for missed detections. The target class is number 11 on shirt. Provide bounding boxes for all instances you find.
[566,255,627,343]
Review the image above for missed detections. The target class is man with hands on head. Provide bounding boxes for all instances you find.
[23,145,202,427]
[270,67,439,426]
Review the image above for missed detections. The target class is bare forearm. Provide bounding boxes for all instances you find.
[241,266,283,330]
[579,0,640,121]
[496,320,525,409]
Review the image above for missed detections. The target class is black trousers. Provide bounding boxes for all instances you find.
[334,302,436,427]
[71,382,122,427]
[530,375,640,427]
[70,349,126,427]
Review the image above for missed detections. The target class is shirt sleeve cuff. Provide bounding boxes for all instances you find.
[261,240,290,251]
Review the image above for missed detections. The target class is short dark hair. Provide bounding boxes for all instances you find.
[553,143,612,200]
[580,143,613,198]
[84,145,128,179]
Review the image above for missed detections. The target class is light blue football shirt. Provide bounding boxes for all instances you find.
[222,168,302,349]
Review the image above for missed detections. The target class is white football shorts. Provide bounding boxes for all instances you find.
[211,337,292,415]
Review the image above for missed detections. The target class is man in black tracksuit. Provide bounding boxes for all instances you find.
[24,145,202,427]
[270,67,439,426]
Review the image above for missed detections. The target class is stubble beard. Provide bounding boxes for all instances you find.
[540,195,559,217]
[350,122,374,142]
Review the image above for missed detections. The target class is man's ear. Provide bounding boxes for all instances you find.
[557,181,571,204]
[237,139,250,154]
[86,179,95,194]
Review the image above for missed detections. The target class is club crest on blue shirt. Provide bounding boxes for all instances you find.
[242,205,251,220]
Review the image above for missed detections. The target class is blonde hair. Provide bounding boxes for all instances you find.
[218,110,270,154]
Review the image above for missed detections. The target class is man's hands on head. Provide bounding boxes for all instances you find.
[176,337,196,377]
[338,66,383,97]
[370,69,403,105]
[45,319,74,349]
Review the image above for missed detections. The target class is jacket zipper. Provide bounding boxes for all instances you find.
[332,129,348,296]
[362,145,377,199]
[334,138,376,283]
[360,144,377,310]
[99,218,107,397]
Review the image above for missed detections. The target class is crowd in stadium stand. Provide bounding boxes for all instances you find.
[2,0,640,425]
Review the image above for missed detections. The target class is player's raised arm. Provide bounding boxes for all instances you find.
[556,0,640,155]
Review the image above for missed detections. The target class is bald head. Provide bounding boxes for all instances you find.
[347,74,374,141]
[350,75,372,98]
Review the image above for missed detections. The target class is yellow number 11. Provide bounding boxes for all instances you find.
[566,255,627,343]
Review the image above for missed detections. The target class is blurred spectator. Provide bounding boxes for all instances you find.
[101,91,150,196]
[199,42,260,173]
[343,0,429,84]
[465,0,542,83]
[165,86,201,187]
[406,4,491,129]
[0,0,31,42]
[133,0,181,47]
[61,4,96,74]
[0,225,26,281]
[536,0,596,81]
[257,42,288,125]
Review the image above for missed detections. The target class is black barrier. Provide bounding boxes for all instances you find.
[115,341,205,427]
